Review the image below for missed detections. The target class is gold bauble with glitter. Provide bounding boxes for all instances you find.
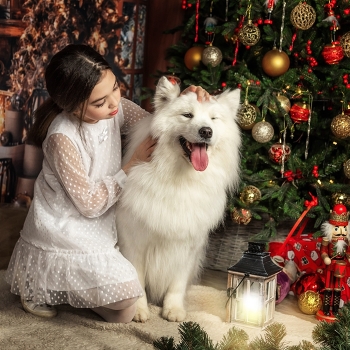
[238,20,261,46]
[268,94,291,116]
[298,291,322,315]
[231,207,252,225]
[252,121,274,143]
[290,2,316,30]
[240,185,262,205]
[184,46,205,70]
[332,192,348,205]
[330,113,350,139]
[340,31,350,58]
[262,48,290,77]
[202,45,223,67]
[237,103,257,130]
[344,159,350,179]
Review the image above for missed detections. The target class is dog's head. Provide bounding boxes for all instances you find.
[151,76,241,172]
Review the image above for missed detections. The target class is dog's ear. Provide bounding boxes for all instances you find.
[153,76,181,111]
[216,89,241,119]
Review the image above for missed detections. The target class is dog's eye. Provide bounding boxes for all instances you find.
[182,113,193,118]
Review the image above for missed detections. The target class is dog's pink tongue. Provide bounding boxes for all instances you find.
[190,143,208,171]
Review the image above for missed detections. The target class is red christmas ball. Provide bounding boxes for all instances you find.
[321,41,344,65]
[289,102,310,123]
[268,142,291,164]
[333,203,347,215]
[292,273,325,298]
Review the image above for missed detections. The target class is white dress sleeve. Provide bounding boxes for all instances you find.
[45,133,126,218]
[120,97,151,135]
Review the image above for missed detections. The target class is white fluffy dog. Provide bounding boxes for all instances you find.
[116,76,241,322]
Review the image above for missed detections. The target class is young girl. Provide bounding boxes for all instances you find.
[5,44,209,323]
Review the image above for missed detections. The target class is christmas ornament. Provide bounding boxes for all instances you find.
[240,185,261,204]
[330,113,350,139]
[340,31,350,57]
[184,46,205,70]
[252,121,274,143]
[201,45,222,67]
[298,291,322,315]
[290,2,316,30]
[289,102,310,123]
[238,19,260,46]
[262,47,290,77]
[0,130,12,146]
[237,103,257,130]
[322,41,344,65]
[332,192,348,206]
[268,142,291,164]
[268,94,291,116]
[292,272,325,298]
[231,207,252,225]
[344,159,350,179]
[264,0,274,24]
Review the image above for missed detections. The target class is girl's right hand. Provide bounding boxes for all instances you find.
[122,135,157,174]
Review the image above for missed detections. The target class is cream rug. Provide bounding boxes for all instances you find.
[0,270,317,349]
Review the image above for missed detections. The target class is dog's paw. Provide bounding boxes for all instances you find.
[133,306,150,323]
[162,307,186,322]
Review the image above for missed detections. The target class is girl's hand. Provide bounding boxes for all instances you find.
[122,136,157,174]
[181,85,211,102]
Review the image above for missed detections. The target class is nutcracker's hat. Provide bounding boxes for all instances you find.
[329,204,349,226]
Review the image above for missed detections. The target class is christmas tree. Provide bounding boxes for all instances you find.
[160,0,350,238]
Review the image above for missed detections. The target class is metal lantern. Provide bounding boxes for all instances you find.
[226,241,282,328]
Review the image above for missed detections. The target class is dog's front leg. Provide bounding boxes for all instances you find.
[133,265,151,322]
[162,279,187,322]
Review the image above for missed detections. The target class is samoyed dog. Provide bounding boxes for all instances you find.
[116,76,241,322]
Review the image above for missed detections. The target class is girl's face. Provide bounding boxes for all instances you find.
[82,69,121,124]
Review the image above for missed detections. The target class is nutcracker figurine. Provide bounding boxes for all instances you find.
[316,204,350,322]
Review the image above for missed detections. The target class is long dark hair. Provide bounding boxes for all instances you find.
[28,44,111,147]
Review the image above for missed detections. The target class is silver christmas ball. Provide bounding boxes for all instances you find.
[252,121,274,143]
[201,46,223,67]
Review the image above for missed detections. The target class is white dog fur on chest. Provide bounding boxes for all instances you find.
[116,76,241,322]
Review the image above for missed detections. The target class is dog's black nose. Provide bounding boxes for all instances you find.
[199,127,213,139]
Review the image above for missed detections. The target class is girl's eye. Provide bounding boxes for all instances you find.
[113,85,119,91]
[95,101,106,108]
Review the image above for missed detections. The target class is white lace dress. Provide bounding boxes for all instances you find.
[5,98,149,308]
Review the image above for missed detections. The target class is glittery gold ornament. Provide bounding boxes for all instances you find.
[240,185,261,204]
[237,103,257,130]
[252,121,274,143]
[184,46,205,70]
[340,31,350,58]
[268,94,291,116]
[238,20,261,46]
[344,159,350,179]
[332,192,348,205]
[262,48,290,77]
[330,113,350,139]
[298,291,322,315]
[231,207,252,225]
[290,2,316,30]
[201,45,223,67]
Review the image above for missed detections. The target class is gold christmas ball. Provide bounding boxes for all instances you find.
[240,185,262,204]
[298,291,322,315]
[290,2,316,30]
[238,20,261,46]
[231,207,252,225]
[268,94,291,116]
[237,103,257,130]
[262,48,290,77]
[252,121,274,143]
[184,46,205,71]
[344,159,350,179]
[332,192,348,205]
[330,113,350,139]
[201,46,223,67]
[341,31,350,58]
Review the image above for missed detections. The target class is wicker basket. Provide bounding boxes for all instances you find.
[205,213,296,272]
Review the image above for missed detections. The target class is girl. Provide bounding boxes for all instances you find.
[5,44,209,323]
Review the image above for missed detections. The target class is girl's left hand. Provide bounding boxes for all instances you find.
[181,85,211,102]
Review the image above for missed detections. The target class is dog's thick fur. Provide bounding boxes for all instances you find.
[116,77,241,322]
